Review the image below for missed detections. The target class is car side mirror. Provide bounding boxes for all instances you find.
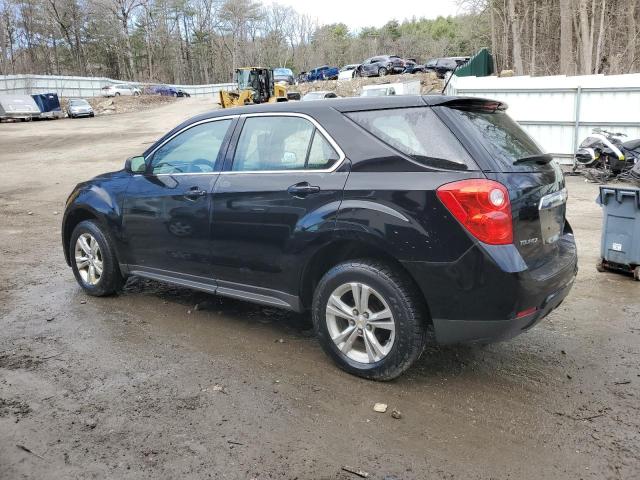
[125,155,146,174]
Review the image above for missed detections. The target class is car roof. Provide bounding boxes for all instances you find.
[189,95,496,121]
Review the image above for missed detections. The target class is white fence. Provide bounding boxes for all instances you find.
[445,73,640,164]
[0,74,236,98]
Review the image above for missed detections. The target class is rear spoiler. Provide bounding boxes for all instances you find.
[423,96,508,112]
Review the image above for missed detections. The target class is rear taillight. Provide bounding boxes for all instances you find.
[436,179,513,245]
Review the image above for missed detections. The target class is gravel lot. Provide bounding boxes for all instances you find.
[1,97,638,480]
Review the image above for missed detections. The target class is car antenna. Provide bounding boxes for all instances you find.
[441,63,461,95]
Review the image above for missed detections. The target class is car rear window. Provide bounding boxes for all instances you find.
[444,107,544,170]
[346,107,475,170]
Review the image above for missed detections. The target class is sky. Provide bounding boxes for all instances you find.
[265,0,463,30]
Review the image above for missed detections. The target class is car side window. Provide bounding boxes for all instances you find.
[232,116,339,171]
[307,131,340,169]
[149,119,232,174]
[347,107,474,170]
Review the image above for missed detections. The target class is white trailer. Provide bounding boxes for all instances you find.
[360,80,421,97]
[0,94,40,120]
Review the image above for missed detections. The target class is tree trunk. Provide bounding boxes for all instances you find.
[594,0,606,73]
[121,11,135,80]
[559,0,574,75]
[530,2,537,75]
[578,0,593,74]
[627,0,637,72]
[508,0,524,74]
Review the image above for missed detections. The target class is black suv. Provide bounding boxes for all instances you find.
[62,96,577,380]
[426,57,471,78]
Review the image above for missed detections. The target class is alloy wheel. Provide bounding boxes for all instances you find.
[74,233,103,286]
[325,282,395,364]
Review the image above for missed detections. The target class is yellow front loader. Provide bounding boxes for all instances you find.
[219,67,290,108]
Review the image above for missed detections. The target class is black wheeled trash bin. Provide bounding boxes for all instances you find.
[597,186,640,280]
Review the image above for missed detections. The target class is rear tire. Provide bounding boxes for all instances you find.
[312,259,428,380]
[70,220,123,296]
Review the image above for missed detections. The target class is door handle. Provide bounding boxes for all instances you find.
[184,186,207,199]
[287,182,320,197]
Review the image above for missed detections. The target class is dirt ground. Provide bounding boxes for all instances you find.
[0,97,639,480]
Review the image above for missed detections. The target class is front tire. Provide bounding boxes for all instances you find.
[70,220,123,296]
[312,259,428,380]
[378,67,388,77]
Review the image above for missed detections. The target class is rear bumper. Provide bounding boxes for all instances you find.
[432,275,574,344]
[402,234,578,344]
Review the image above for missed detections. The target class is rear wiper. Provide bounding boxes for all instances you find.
[512,154,553,165]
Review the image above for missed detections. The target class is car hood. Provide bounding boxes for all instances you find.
[76,169,128,188]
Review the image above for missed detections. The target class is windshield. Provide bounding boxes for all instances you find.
[235,69,252,89]
[580,136,603,148]
[70,99,88,106]
[274,68,292,76]
[303,92,325,100]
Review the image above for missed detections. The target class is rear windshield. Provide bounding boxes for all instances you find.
[444,108,544,169]
[346,107,475,170]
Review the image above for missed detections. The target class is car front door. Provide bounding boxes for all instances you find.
[209,113,349,307]
[122,117,235,281]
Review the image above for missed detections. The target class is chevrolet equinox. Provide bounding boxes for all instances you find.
[62,96,577,380]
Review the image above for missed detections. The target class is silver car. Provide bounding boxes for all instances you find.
[101,84,141,97]
[67,98,94,118]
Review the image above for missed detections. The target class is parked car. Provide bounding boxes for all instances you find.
[62,95,577,380]
[424,58,438,73]
[67,98,95,118]
[151,85,180,97]
[338,64,361,80]
[176,88,191,98]
[358,55,405,77]
[306,66,339,82]
[302,91,339,101]
[274,68,295,85]
[403,59,425,74]
[101,84,141,97]
[430,57,470,78]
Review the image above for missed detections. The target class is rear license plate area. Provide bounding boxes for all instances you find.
[539,188,568,245]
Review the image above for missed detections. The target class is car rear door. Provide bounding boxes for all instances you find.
[209,113,349,306]
[122,117,236,281]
